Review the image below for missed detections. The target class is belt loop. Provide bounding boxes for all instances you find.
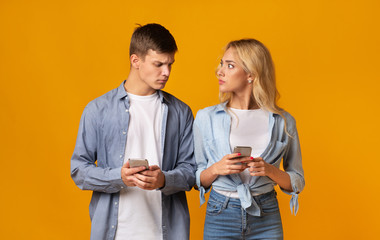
[222,195,230,209]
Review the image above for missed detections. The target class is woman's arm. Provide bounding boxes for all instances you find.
[248,158,292,192]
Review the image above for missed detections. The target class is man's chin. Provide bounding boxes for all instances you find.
[154,83,167,90]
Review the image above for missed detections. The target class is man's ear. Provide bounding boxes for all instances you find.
[130,54,141,69]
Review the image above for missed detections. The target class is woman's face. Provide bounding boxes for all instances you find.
[217,47,251,94]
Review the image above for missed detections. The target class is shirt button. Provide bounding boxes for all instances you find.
[122,131,126,135]
[115,202,118,205]
[125,109,129,113]
[120,155,123,158]
[112,225,115,229]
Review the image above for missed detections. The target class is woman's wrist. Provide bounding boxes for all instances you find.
[209,163,218,177]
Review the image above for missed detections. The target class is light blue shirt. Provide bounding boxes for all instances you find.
[194,103,305,216]
[71,81,196,240]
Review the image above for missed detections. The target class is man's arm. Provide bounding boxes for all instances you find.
[159,106,196,195]
[70,105,126,193]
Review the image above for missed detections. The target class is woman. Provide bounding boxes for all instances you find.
[194,39,305,239]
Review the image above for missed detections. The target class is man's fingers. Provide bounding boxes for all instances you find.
[134,177,155,190]
[123,161,130,168]
[126,166,146,175]
[148,165,160,171]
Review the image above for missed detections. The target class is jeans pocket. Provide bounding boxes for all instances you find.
[260,195,280,215]
[206,198,224,216]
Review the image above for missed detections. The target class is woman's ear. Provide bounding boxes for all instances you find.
[130,54,140,69]
[247,74,254,83]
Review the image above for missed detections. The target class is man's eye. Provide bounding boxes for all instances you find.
[155,63,163,67]
[228,64,234,69]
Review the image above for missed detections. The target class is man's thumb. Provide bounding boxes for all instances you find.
[122,160,130,168]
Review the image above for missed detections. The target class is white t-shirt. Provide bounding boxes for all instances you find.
[216,108,270,198]
[115,92,164,240]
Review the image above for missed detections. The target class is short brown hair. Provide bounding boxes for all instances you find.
[129,23,178,58]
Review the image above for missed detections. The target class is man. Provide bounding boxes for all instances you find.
[71,23,196,240]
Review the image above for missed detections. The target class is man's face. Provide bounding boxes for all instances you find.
[136,49,175,92]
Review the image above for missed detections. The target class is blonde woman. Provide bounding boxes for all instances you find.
[194,39,305,239]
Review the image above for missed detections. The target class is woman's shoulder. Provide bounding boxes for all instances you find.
[194,104,224,123]
[196,104,224,116]
[281,110,296,123]
[275,110,298,133]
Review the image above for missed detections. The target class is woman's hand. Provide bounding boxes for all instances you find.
[200,153,252,189]
[247,157,293,192]
[212,153,252,176]
[247,157,275,177]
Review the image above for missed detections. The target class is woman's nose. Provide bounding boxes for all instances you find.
[217,68,224,77]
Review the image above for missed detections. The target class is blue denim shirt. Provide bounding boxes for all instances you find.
[194,103,305,216]
[71,81,196,240]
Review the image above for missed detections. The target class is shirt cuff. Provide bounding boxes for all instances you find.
[110,167,127,190]
[281,171,303,215]
[196,169,211,206]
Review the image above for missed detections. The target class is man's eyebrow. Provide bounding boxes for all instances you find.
[154,60,175,64]
[225,60,235,63]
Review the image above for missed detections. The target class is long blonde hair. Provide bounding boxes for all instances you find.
[219,39,289,132]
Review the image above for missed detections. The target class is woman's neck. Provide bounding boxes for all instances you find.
[228,94,259,110]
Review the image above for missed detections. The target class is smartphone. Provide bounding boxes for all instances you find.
[233,146,252,157]
[128,158,149,170]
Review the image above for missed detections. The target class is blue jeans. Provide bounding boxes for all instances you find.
[204,189,283,240]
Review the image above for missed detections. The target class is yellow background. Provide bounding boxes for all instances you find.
[1,0,379,239]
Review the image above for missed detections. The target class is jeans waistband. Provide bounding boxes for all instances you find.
[210,188,277,213]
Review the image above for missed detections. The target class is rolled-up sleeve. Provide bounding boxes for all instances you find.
[282,120,305,215]
[193,112,211,205]
[70,105,126,193]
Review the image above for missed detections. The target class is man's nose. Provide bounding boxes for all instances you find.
[162,66,170,77]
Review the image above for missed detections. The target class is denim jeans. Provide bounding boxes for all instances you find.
[204,189,283,240]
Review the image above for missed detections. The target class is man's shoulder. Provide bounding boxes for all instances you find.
[161,91,191,112]
[85,86,119,111]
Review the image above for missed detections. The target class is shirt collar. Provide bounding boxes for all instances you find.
[215,101,278,118]
[215,102,228,114]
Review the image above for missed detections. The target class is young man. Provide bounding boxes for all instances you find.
[71,23,196,240]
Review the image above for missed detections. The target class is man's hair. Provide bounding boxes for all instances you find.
[129,23,178,58]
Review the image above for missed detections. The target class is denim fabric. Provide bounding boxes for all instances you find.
[194,103,305,215]
[71,81,196,240]
[204,189,283,240]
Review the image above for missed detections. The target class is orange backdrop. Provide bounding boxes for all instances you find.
[1,0,379,239]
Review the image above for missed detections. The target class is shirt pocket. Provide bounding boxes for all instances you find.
[265,140,287,167]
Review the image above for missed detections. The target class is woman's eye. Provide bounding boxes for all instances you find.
[228,64,234,69]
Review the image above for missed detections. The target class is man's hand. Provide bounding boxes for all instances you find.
[121,161,147,187]
[133,165,165,190]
